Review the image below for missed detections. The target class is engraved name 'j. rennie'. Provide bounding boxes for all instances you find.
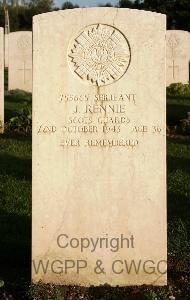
[73,104,126,114]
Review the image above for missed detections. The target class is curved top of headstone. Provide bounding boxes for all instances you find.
[166,29,190,39]
[166,29,190,56]
[8,31,32,50]
[166,30,190,44]
[33,8,166,87]
[8,31,32,36]
[33,7,166,20]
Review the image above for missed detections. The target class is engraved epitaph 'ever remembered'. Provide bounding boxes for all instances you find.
[0,28,4,133]
[8,31,32,92]
[33,8,167,286]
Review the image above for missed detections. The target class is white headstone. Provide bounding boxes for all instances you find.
[32,8,167,286]
[0,28,4,133]
[4,34,9,68]
[167,30,190,86]
[8,31,32,92]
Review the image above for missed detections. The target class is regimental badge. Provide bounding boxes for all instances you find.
[68,24,131,86]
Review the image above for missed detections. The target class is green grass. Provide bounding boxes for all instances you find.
[5,90,32,123]
[0,134,31,298]
[0,89,190,299]
[0,84,32,298]
[167,138,190,261]
[0,135,31,244]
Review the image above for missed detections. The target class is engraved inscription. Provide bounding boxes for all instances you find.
[37,93,163,149]
[168,60,179,79]
[18,61,32,84]
[17,35,32,49]
[68,24,131,86]
[167,34,180,58]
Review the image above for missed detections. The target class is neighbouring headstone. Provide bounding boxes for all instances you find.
[32,8,167,286]
[4,34,8,68]
[0,28,4,133]
[8,31,32,92]
[167,30,190,86]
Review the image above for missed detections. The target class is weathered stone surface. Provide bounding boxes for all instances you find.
[167,30,190,86]
[32,8,167,286]
[8,31,32,92]
[0,28,4,133]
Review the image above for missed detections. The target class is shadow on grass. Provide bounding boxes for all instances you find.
[167,137,190,146]
[0,153,31,181]
[167,103,190,126]
[168,191,190,224]
[88,285,144,300]
[0,139,31,298]
[167,156,190,175]
[167,150,190,223]
[0,209,31,265]
[4,68,8,91]
[167,95,190,101]
[0,208,31,299]
[0,132,32,142]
